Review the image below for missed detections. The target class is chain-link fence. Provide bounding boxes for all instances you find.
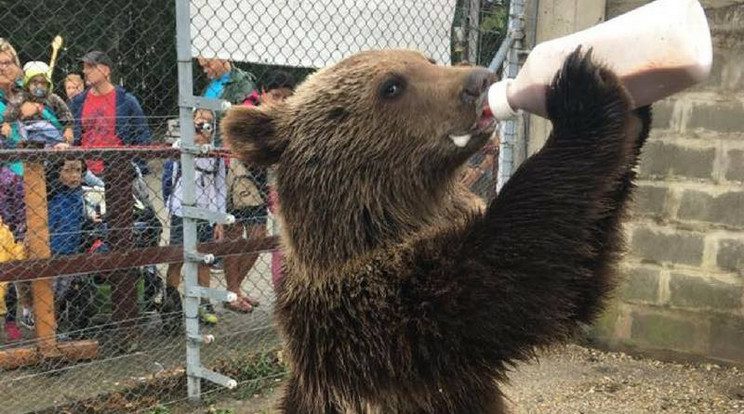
[0,1,507,412]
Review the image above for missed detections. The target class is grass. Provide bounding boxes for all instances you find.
[40,347,287,414]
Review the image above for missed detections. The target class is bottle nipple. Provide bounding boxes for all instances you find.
[488,79,520,121]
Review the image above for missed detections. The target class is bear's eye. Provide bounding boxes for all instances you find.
[378,76,406,100]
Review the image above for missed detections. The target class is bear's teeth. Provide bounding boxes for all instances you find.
[449,134,471,147]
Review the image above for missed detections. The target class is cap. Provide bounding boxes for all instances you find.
[79,50,113,68]
[22,61,52,89]
[487,79,521,121]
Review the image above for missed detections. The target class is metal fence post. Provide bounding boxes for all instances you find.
[497,0,525,191]
[175,0,239,402]
[0,1,500,410]
[467,0,481,64]
[174,0,202,401]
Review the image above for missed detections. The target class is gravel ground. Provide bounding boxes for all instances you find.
[197,344,744,414]
[503,344,744,414]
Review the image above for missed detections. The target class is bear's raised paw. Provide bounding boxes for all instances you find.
[546,47,632,131]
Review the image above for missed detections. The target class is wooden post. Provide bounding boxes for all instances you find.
[22,161,59,357]
[0,158,99,369]
[105,157,138,324]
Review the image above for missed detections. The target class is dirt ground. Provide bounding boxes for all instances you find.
[194,344,744,414]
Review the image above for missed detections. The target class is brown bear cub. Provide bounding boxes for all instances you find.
[222,48,652,413]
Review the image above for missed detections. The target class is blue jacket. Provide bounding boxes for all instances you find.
[48,186,86,255]
[68,85,152,172]
[162,159,177,204]
[68,85,151,146]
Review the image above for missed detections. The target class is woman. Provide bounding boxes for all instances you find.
[0,37,25,233]
[0,38,32,340]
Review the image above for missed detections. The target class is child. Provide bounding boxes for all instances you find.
[219,71,297,312]
[63,73,84,101]
[1,216,24,342]
[1,61,74,148]
[261,71,295,289]
[254,71,296,290]
[161,108,225,330]
[46,157,103,338]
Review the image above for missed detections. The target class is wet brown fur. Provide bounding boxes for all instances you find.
[222,48,652,413]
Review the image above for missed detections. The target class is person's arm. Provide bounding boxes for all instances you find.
[122,93,152,174]
[216,157,227,214]
[67,93,83,145]
[48,94,73,125]
[126,93,151,145]
[46,196,61,255]
[2,99,20,123]
[49,94,75,144]
[83,170,105,188]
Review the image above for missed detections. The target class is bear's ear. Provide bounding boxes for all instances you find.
[221,105,287,166]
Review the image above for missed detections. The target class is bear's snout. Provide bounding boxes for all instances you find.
[461,68,497,105]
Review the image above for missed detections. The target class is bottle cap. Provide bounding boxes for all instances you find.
[488,79,521,121]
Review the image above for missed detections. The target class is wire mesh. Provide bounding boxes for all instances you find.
[0,0,507,412]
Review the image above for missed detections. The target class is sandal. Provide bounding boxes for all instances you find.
[225,297,253,313]
[243,294,261,308]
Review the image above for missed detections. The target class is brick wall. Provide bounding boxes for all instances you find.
[586,0,744,365]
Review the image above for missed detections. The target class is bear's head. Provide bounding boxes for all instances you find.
[222,49,496,273]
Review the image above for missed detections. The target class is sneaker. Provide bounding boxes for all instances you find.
[4,321,22,341]
[20,307,34,330]
[161,286,183,336]
[161,287,182,314]
[198,303,218,325]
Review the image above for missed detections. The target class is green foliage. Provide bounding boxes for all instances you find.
[450,0,510,66]
[481,3,509,33]
[238,348,286,379]
[145,405,171,414]
[2,0,178,135]
[478,0,510,66]
[4,0,509,137]
[1,1,314,139]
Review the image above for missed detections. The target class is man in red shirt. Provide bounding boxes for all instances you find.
[67,51,152,325]
[68,51,151,174]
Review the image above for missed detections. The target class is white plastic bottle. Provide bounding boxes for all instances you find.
[488,0,713,120]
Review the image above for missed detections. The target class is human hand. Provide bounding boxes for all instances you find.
[63,127,74,143]
[53,142,70,149]
[0,122,9,137]
[213,224,224,242]
[19,102,39,119]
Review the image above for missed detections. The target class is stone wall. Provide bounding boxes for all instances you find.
[591,0,744,365]
[527,0,744,364]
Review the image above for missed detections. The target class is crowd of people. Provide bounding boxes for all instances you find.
[0,37,297,343]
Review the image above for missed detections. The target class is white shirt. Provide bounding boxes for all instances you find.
[167,157,227,220]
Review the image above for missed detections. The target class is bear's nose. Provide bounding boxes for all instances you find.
[461,68,496,104]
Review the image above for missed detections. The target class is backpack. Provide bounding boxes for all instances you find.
[226,160,267,209]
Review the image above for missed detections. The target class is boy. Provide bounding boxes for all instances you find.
[46,157,104,338]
